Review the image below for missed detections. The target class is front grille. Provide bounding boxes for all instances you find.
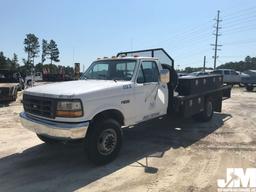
[23,94,56,118]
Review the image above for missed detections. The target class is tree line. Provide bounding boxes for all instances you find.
[0,52,19,71]
[180,55,256,73]
[216,56,256,71]
[0,33,74,77]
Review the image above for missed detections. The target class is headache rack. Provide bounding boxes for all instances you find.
[117,48,174,68]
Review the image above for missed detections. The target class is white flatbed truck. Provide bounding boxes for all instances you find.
[20,48,231,165]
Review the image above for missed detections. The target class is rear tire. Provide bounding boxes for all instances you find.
[37,134,60,144]
[246,85,254,92]
[86,119,122,165]
[239,83,244,87]
[193,97,213,122]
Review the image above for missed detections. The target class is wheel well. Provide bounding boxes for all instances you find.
[92,109,125,126]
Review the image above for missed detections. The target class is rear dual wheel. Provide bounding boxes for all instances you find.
[193,97,213,122]
[246,85,254,92]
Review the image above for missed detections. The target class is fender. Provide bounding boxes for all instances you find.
[87,103,128,125]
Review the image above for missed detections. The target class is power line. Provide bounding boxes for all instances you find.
[222,6,256,19]
[138,19,212,49]
[222,25,256,34]
[225,13,256,22]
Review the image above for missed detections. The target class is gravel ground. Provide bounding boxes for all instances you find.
[0,87,255,192]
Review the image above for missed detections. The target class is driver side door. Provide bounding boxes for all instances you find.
[134,60,168,123]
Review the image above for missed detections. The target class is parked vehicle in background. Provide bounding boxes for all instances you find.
[187,71,210,76]
[0,70,23,103]
[178,72,188,77]
[211,69,241,85]
[25,72,43,87]
[241,70,256,91]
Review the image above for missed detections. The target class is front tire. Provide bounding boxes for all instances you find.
[86,119,122,165]
[193,97,213,122]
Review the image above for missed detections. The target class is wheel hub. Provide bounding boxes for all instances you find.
[97,129,117,156]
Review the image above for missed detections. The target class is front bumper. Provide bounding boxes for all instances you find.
[20,112,89,139]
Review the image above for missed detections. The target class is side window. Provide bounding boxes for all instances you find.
[137,61,159,83]
[224,70,230,75]
[212,70,222,75]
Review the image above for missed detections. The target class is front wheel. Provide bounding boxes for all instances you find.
[86,119,122,165]
[193,97,213,122]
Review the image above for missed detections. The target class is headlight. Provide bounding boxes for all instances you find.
[56,100,83,118]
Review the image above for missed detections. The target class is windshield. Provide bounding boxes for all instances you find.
[81,59,137,81]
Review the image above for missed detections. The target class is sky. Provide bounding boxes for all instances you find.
[1,0,256,71]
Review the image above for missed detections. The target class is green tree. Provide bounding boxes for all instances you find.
[11,53,19,70]
[64,66,74,76]
[0,51,12,70]
[245,56,252,63]
[35,63,43,72]
[24,33,40,66]
[48,40,60,64]
[217,56,256,71]
[0,52,6,69]
[41,39,48,64]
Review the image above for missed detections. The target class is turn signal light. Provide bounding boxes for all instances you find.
[56,110,83,118]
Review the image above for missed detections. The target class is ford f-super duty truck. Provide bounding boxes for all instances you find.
[20,48,231,165]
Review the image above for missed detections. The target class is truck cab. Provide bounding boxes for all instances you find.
[20,55,171,164]
[80,56,169,124]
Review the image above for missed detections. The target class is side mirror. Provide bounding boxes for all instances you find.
[160,69,170,83]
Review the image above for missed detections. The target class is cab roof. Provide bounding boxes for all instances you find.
[95,56,158,61]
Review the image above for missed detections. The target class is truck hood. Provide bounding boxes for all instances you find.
[24,80,131,98]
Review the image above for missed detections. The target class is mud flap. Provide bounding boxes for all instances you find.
[222,86,231,100]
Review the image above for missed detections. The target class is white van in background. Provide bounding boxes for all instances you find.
[211,69,241,85]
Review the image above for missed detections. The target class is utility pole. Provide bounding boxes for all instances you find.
[211,10,222,69]
[203,56,206,72]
